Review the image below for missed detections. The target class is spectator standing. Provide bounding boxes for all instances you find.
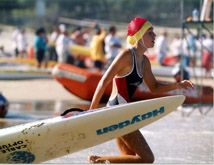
[34,27,47,68]
[170,34,182,57]
[180,35,191,68]
[90,25,106,71]
[48,26,60,62]
[186,33,197,66]
[155,31,168,66]
[104,26,122,70]
[202,34,213,75]
[71,26,90,46]
[17,29,28,58]
[56,24,74,64]
[12,27,20,57]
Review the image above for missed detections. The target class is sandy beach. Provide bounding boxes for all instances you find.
[0,79,81,101]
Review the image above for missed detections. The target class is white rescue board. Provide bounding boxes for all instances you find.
[0,95,185,163]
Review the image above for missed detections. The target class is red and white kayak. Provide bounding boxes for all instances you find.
[52,64,213,104]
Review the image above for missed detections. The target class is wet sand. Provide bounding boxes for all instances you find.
[0,78,213,164]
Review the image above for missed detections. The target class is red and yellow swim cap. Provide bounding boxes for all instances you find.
[127,17,152,45]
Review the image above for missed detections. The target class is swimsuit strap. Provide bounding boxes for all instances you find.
[130,48,144,78]
[130,48,137,70]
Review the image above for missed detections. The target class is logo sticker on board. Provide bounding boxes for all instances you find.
[7,151,35,163]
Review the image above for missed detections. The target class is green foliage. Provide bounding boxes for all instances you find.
[0,0,207,28]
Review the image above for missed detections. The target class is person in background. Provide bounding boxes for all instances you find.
[70,26,90,46]
[202,34,213,76]
[88,17,194,163]
[170,34,191,82]
[173,66,190,82]
[90,24,106,71]
[170,33,196,68]
[17,29,28,58]
[34,27,47,68]
[56,24,74,64]
[170,34,182,57]
[179,34,192,68]
[104,26,122,70]
[48,26,60,62]
[186,33,197,66]
[70,26,92,68]
[155,31,168,66]
[172,56,190,82]
[12,27,20,57]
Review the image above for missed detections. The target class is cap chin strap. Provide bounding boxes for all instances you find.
[140,29,148,49]
[133,31,148,49]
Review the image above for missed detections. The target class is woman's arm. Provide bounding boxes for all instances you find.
[143,56,194,93]
[89,50,129,109]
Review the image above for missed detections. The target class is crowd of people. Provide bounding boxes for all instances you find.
[10,23,213,76]
[155,31,213,75]
[11,23,122,71]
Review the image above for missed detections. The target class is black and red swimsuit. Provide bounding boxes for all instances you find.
[107,48,144,106]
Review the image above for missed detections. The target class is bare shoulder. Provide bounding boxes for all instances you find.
[105,48,132,77]
[118,49,131,59]
[113,48,131,64]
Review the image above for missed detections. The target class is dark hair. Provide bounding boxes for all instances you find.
[76,26,82,31]
[36,27,46,35]
[95,26,101,34]
[109,26,116,33]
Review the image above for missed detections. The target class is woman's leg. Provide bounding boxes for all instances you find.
[88,130,154,163]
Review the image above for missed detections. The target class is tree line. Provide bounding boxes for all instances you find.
[0,0,203,28]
